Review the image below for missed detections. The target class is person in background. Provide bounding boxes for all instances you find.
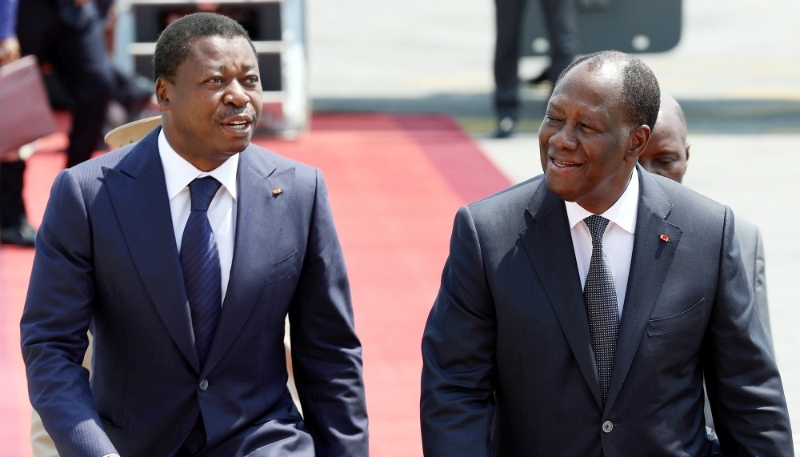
[1,0,121,245]
[638,92,772,347]
[15,0,114,168]
[0,146,38,246]
[492,0,578,138]
[0,0,36,246]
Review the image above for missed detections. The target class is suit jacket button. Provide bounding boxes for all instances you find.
[602,421,613,433]
[199,379,209,391]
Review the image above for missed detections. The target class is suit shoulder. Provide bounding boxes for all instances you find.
[649,173,717,206]
[243,143,319,182]
[51,144,140,202]
[733,216,761,266]
[468,174,544,216]
[65,144,137,180]
[462,175,544,236]
[646,172,728,225]
[733,216,759,241]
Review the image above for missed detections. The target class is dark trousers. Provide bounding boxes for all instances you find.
[16,0,113,167]
[0,160,26,228]
[493,0,579,117]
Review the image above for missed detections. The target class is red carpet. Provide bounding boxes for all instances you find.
[0,113,511,457]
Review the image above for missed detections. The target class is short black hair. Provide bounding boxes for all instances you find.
[554,50,661,130]
[153,12,256,82]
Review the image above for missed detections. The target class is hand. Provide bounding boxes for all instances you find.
[0,36,21,66]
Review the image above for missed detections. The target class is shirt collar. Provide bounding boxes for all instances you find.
[564,168,639,234]
[158,129,239,201]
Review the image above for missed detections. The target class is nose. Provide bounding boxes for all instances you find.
[549,123,577,151]
[224,80,249,107]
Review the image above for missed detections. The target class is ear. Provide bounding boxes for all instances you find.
[626,124,651,162]
[155,77,171,110]
[684,142,691,163]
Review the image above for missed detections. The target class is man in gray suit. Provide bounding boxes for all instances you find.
[639,93,772,347]
[421,50,791,456]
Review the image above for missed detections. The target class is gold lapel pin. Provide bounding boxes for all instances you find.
[272,187,282,196]
[659,234,670,242]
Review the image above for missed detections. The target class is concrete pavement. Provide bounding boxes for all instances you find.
[308,0,800,130]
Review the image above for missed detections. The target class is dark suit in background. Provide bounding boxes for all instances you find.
[421,167,791,455]
[735,217,771,345]
[493,0,578,121]
[16,0,113,167]
[21,126,369,456]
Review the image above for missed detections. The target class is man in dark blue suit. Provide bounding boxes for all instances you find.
[21,13,369,457]
[421,51,792,455]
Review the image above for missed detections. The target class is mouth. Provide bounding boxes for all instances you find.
[226,120,250,130]
[549,156,581,169]
[220,114,256,136]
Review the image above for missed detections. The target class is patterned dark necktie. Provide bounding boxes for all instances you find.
[583,215,620,403]
[181,176,223,366]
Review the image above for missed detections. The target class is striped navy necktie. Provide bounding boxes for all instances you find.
[181,176,223,366]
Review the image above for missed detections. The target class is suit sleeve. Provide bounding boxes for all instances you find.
[735,218,773,350]
[288,169,369,457]
[420,205,496,457]
[703,207,793,455]
[750,226,773,348]
[20,169,118,457]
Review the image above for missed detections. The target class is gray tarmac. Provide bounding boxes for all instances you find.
[306,0,800,444]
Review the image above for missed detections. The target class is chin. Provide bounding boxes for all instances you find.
[224,139,251,154]
[544,174,578,202]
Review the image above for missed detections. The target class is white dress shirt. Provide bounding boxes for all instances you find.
[158,130,238,303]
[565,170,639,317]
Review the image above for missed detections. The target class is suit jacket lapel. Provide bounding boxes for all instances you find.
[103,127,200,372]
[604,167,682,412]
[520,181,603,409]
[202,147,296,375]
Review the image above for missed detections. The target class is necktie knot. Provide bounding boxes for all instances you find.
[584,215,609,246]
[189,177,222,212]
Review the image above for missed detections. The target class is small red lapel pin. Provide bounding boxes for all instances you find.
[272,187,282,196]
[659,234,670,242]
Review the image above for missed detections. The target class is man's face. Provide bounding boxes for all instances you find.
[538,62,649,214]
[638,104,689,183]
[157,35,262,171]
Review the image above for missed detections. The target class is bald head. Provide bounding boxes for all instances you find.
[638,93,690,183]
[555,50,661,131]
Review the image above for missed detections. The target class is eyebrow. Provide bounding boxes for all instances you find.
[207,64,257,72]
[548,98,606,121]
